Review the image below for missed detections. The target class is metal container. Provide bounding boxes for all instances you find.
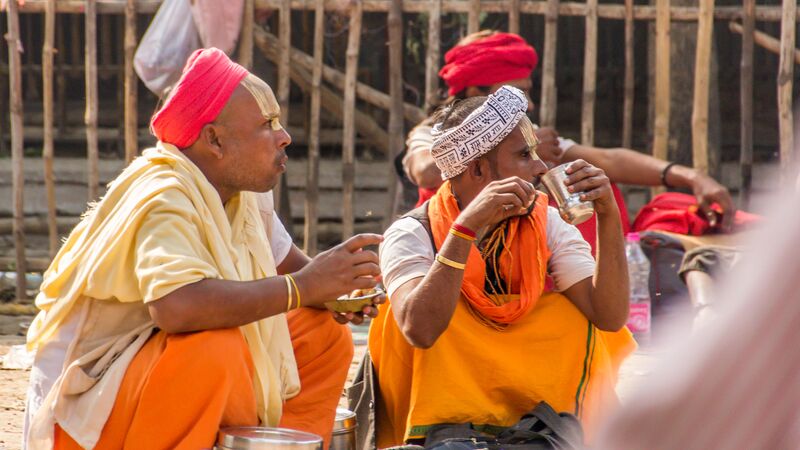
[541,163,595,225]
[330,408,357,450]
[216,427,323,450]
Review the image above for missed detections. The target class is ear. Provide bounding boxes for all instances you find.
[466,158,488,180]
[199,124,224,159]
[464,86,486,98]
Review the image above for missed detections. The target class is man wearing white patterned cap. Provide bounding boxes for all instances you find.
[370,86,636,447]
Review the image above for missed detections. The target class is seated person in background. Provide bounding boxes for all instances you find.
[370,86,636,447]
[403,30,735,253]
[24,48,381,450]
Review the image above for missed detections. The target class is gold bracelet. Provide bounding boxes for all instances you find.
[285,275,294,311]
[435,253,467,270]
[286,274,301,309]
[449,228,476,242]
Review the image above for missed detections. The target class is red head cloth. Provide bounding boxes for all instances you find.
[439,32,538,96]
[150,47,249,148]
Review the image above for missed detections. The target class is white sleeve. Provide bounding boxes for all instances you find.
[557,137,578,152]
[546,207,596,292]
[401,124,434,178]
[379,217,435,297]
[255,191,293,266]
[269,214,293,266]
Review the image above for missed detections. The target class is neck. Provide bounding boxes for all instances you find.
[182,147,236,205]
[450,177,483,210]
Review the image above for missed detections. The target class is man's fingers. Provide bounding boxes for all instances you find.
[362,305,379,318]
[342,233,384,252]
[568,175,607,196]
[696,200,718,227]
[350,249,379,266]
[564,165,602,186]
[351,262,381,278]
[350,276,378,291]
[331,311,350,324]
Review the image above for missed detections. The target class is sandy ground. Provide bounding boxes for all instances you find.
[0,317,657,450]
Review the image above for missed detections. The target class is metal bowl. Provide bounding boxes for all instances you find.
[216,427,322,450]
[324,289,383,314]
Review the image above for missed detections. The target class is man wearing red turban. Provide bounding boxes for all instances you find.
[25,48,382,450]
[402,30,735,254]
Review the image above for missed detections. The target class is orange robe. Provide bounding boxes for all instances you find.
[54,307,352,450]
[369,293,635,447]
[370,181,635,447]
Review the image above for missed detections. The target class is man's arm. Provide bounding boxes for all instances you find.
[563,144,735,230]
[388,177,537,348]
[148,234,383,334]
[560,160,630,331]
[406,150,444,190]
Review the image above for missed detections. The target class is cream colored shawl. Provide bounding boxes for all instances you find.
[27,143,299,449]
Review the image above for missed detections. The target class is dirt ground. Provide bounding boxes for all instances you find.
[0,317,656,450]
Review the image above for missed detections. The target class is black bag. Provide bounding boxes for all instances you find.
[423,402,584,450]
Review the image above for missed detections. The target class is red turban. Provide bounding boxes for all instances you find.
[439,33,538,96]
[150,47,248,149]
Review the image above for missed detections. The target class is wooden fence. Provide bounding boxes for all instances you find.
[2,0,799,301]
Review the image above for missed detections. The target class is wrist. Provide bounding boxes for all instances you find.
[664,163,695,189]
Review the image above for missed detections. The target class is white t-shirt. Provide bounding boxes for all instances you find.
[380,206,595,297]
[23,191,293,445]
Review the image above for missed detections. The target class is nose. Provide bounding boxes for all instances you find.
[526,94,535,113]
[532,159,547,178]
[277,127,292,148]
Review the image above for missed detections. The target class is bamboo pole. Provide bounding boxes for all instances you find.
[43,0,58,258]
[6,0,28,300]
[580,0,598,145]
[738,0,754,208]
[305,0,324,255]
[729,21,800,65]
[387,0,404,226]
[425,0,442,111]
[85,0,100,202]
[254,27,391,153]
[468,0,480,34]
[239,0,255,69]
[621,0,634,149]
[652,0,670,196]
[14,1,800,23]
[124,0,138,164]
[56,15,67,134]
[691,0,714,175]
[539,0,559,128]
[274,0,292,218]
[342,1,363,240]
[777,0,796,177]
[509,0,521,34]
[258,29,425,123]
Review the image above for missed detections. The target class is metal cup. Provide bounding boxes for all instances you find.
[540,163,595,225]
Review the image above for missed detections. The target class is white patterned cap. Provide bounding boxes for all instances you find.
[430,85,528,179]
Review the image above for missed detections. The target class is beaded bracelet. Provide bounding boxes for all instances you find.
[661,162,678,189]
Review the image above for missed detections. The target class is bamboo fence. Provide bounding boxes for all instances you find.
[2,0,799,301]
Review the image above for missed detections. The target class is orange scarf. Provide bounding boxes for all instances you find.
[428,181,551,326]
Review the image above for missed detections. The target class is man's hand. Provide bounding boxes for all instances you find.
[457,177,537,235]
[690,173,735,231]
[534,127,564,167]
[331,291,388,325]
[562,159,618,216]
[294,234,383,309]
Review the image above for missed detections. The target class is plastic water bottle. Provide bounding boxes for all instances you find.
[625,232,651,343]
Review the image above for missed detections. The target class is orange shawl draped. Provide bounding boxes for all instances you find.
[428,181,551,325]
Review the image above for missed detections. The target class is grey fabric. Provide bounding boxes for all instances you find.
[347,350,378,450]
[678,246,742,282]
